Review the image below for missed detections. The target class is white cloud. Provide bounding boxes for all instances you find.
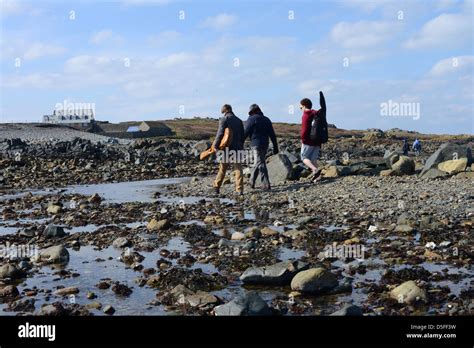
[429,55,474,76]
[23,42,66,60]
[154,52,197,68]
[331,20,401,49]
[1,38,66,60]
[90,30,123,45]
[200,13,238,30]
[404,13,472,49]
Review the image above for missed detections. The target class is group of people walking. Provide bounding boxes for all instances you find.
[210,92,327,195]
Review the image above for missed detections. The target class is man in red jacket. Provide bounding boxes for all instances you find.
[300,97,322,182]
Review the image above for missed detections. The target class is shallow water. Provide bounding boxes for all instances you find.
[1,177,472,315]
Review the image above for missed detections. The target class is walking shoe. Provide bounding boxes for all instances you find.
[308,169,322,181]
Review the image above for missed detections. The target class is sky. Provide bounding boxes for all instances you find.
[0,0,473,134]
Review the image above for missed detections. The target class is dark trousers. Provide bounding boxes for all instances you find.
[250,145,270,188]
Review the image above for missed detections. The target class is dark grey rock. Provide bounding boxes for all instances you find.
[240,261,308,285]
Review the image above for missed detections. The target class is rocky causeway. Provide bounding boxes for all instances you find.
[0,124,472,316]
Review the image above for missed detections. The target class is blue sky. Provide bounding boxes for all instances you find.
[1,0,473,134]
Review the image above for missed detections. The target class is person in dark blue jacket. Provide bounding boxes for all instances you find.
[244,104,278,190]
[402,138,409,156]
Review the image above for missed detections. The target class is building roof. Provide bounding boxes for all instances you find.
[127,126,141,132]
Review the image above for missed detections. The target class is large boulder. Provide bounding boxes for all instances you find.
[266,154,294,184]
[38,245,70,264]
[0,264,25,280]
[214,292,271,316]
[191,140,211,157]
[240,261,308,285]
[420,143,472,177]
[421,168,448,180]
[391,156,415,175]
[290,267,338,293]
[390,280,426,304]
[43,225,66,238]
[384,150,400,168]
[437,158,468,174]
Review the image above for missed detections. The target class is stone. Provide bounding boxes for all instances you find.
[420,143,472,177]
[383,150,400,168]
[103,305,115,315]
[8,298,35,312]
[421,168,448,179]
[336,166,352,176]
[390,280,426,304]
[290,267,338,293]
[437,158,468,174]
[186,291,219,307]
[396,213,413,226]
[38,245,70,264]
[112,237,131,249]
[0,285,20,300]
[391,156,415,175]
[147,218,169,231]
[192,140,211,156]
[380,169,394,176]
[424,249,442,261]
[455,171,474,179]
[43,225,66,238]
[394,224,414,233]
[231,232,246,241]
[260,227,279,237]
[86,302,102,310]
[204,215,224,224]
[266,154,294,184]
[0,264,25,280]
[214,292,272,316]
[88,193,102,204]
[283,151,299,164]
[47,204,62,214]
[245,228,262,239]
[282,229,307,239]
[38,303,64,316]
[54,287,79,296]
[240,261,308,285]
[322,166,339,178]
[330,304,363,316]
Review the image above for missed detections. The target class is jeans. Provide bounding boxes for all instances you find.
[250,145,270,188]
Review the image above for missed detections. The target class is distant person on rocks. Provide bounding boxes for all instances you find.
[300,91,327,182]
[413,138,421,156]
[402,138,409,156]
[244,104,279,191]
[212,104,245,196]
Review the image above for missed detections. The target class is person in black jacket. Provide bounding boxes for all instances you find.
[244,104,278,190]
[212,104,245,195]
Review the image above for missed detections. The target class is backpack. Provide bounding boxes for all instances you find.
[309,111,328,144]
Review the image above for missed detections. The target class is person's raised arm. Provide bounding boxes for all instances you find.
[319,91,326,115]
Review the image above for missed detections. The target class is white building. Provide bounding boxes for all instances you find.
[42,109,95,127]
